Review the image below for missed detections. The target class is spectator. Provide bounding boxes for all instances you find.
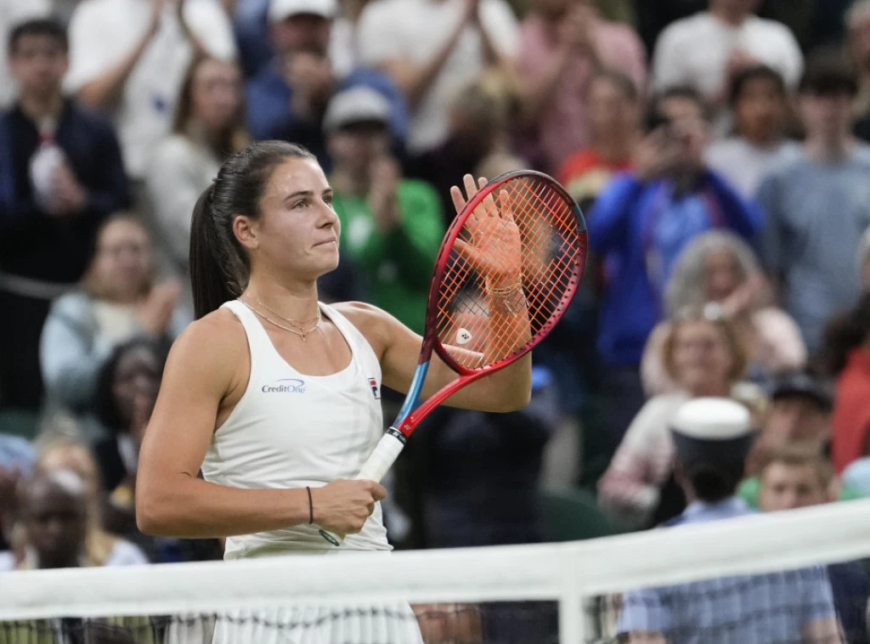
[651,0,803,116]
[758,56,870,352]
[0,469,89,570]
[598,309,749,528]
[588,87,762,443]
[327,86,443,334]
[246,0,407,168]
[146,56,248,274]
[411,363,559,548]
[642,232,806,396]
[823,293,870,474]
[66,0,236,181]
[756,446,870,644]
[739,370,854,504]
[331,0,374,79]
[233,0,272,78]
[0,19,130,417]
[35,439,148,566]
[0,0,51,107]
[0,434,36,549]
[406,70,522,222]
[39,214,186,433]
[706,65,800,199]
[633,0,705,54]
[356,0,519,156]
[618,397,841,644]
[92,339,163,498]
[517,0,645,175]
[557,70,640,213]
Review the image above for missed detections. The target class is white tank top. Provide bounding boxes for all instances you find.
[201,300,391,558]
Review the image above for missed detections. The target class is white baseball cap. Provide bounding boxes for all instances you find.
[323,86,391,133]
[269,0,337,23]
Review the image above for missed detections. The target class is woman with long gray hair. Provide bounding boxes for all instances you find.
[641,231,806,396]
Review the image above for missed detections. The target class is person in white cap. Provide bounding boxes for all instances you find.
[618,397,843,644]
[326,86,443,335]
[65,0,236,181]
[246,0,408,167]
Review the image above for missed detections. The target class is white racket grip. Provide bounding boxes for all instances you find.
[355,430,406,483]
[319,430,406,547]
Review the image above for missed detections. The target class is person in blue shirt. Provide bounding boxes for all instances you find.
[588,87,763,446]
[245,0,408,170]
[618,397,842,644]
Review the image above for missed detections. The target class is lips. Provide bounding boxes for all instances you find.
[314,239,338,247]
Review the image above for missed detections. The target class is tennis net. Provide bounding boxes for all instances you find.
[2,498,870,643]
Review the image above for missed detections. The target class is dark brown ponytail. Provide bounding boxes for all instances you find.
[188,141,316,319]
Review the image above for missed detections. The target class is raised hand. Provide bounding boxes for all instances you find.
[450,174,522,287]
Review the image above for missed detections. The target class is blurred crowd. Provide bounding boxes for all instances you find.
[3,0,870,579]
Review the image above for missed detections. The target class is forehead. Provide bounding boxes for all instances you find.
[100,219,148,243]
[14,34,64,53]
[264,157,329,198]
[763,461,820,484]
[195,59,239,82]
[661,96,703,120]
[25,483,83,513]
[676,319,720,338]
[116,347,160,375]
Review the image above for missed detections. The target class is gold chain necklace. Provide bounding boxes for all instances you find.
[253,296,320,330]
[239,299,321,341]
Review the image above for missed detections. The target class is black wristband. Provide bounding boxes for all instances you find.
[307,486,314,524]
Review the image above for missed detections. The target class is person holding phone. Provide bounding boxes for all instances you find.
[587,86,762,448]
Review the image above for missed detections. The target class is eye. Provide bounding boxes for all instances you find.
[323,194,334,207]
[293,199,309,210]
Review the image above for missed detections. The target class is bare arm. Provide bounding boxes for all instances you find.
[339,302,531,413]
[801,616,844,644]
[77,5,161,110]
[337,175,533,413]
[519,6,596,123]
[381,0,474,108]
[136,311,386,538]
[519,44,574,123]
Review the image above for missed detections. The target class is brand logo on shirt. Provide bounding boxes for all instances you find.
[262,379,306,394]
[368,377,381,400]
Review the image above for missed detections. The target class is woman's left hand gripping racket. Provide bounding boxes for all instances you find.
[319,171,588,546]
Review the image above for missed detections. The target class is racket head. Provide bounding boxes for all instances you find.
[423,170,588,376]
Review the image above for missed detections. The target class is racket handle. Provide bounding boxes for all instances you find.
[319,429,407,547]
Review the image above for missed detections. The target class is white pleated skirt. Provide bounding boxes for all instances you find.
[166,603,424,644]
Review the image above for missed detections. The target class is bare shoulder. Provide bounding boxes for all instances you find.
[331,301,402,358]
[165,308,247,386]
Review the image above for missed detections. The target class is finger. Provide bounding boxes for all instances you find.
[370,482,388,501]
[497,189,514,222]
[477,176,488,190]
[450,185,466,216]
[463,174,478,202]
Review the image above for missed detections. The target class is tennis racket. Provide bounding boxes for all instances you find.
[319,170,588,546]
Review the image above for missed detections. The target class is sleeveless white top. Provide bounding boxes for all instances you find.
[201,300,391,558]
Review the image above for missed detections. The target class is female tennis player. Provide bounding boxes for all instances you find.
[135,141,531,642]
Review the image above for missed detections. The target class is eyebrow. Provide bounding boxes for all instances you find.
[285,188,333,201]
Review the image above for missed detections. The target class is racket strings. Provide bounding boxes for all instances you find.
[435,175,585,370]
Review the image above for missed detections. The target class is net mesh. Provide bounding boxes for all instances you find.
[434,174,587,370]
[2,499,870,644]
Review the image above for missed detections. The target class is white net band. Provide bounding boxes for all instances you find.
[2,499,870,643]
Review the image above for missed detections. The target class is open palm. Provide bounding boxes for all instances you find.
[450,175,522,284]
